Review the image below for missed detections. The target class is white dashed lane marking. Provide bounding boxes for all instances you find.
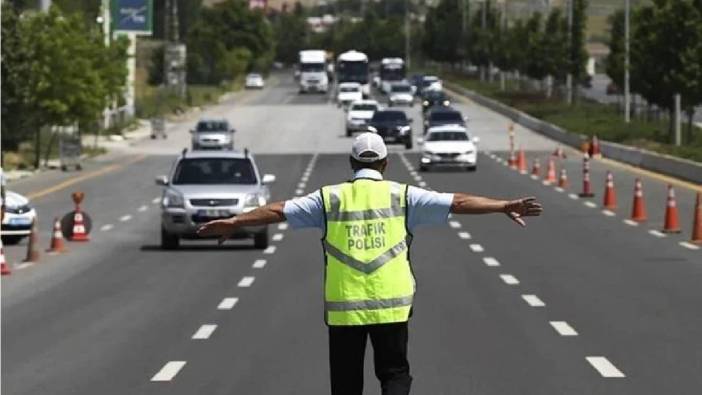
[602,210,616,217]
[648,230,666,238]
[295,189,304,195]
[297,182,306,189]
[217,297,239,310]
[138,205,148,212]
[238,276,255,287]
[100,224,114,232]
[584,201,597,208]
[15,262,33,270]
[458,231,471,239]
[679,242,700,250]
[192,324,217,340]
[152,197,161,204]
[272,233,284,241]
[119,215,132,222]
[521,294,545,307]
[550,321,578,336]
[568,193,579,200]
[418,181,427,187]
[449,221,461,229]
[263,246,277,254]
[586,356,626,378]
[151,361,186,382]
[554,187,565,193]
[499,274,520,285]
[469,244,484,252]
[623,219,639,226]
[253,259,267,269]
[482,257,500,267]
[278,223,289,230]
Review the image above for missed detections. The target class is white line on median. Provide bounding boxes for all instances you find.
[238,276,255,287]
[449,221,461,229]
[119,215,132,222]
[648,229,666,238]
[151,361,186,382]
[530,175,539,180]
[568,193,579,200]
[469,244,484,252]
[602,210,616,217]
[192,324,217,340]
[217,297,239,310]
[253,259,267,269]
[586,356,626,378]
[499,274,519,285]
[100,224,114,232]
[550,321,578,336]
[584,201,597,208]
[272,233,284,241]
[278,223,289,230]
[482,257,500,267]
[554,187,565,193]
[623,219,639,226]
[679,241,700,250]
[458,231,471,239]
[521,294,545,307]
[138,205,148,212]
[263,246,276,254]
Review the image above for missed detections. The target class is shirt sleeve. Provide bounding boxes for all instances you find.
[406,186,454,231]
[283,190,325,230]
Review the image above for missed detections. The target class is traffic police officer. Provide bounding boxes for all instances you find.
[198,133,543,395]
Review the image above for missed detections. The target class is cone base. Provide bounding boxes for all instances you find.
[579,193,595,198]
[661,228,681,234]
[1,264,11,276]
[70,237,90,242]
[630,216,647,222]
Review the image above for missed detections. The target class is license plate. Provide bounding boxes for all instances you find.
[9,217,31,226]
[197,209,230,218]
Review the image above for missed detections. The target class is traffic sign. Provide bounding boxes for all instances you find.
[111,0,153,35]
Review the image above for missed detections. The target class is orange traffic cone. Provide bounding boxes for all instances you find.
[589,135,601,158]
[691,192,702,244]
[544,158,557,184]
[558,168,568,188]
[630,179,647,222]
[579,153,595,197]
[23,219,40,262]
[47,217,66,253]
[553,145,566,159]
[70,211,90,241]
[1,241,10,276]
[603,171,617,209]
[508,150,517,169]
[531,159,541,177]
[662,185,681,233]
[517,149,527,173]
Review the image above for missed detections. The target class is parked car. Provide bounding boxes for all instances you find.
[245,73,265,89]
[419,125,479,171]
[346,100,380,137]
[337,82,364,108]
[190,119,235,150]
[423,107,466,134]
[156,149,276,249]
[1,190,37,245]
[367,110,413,149]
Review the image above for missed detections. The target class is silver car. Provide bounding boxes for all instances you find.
[190,119,235,150]
[156,150,276,249]
[1,190,38,245]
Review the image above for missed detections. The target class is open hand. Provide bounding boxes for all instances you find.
[503,197,543,227]
[196,219,237,245]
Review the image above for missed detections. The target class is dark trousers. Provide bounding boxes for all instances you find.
[328,322,412,395]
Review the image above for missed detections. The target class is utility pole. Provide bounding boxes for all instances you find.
[405,0,411,70]
[624,0,631,123]
[165,0,186,98]
[566,0,573,105]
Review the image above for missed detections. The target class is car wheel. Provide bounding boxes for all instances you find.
[254,228,269,249]
[405,139,413,150]
[419,165,428,172]
[161,227,179,250]
[467,166,477,172]
[1,235,24,245]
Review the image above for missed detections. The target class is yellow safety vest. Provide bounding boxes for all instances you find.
[321,179,414,326]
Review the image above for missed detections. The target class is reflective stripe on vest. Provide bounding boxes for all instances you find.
[322,180,414,326]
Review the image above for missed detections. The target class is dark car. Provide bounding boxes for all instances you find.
[421,90,451,113]
[423,107,466,134]
[367,110,413,149]
[410,74,424,94]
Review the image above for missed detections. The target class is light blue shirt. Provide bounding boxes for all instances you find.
[283,169,454,231]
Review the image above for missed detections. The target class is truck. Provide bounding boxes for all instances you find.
[298,50,329,94]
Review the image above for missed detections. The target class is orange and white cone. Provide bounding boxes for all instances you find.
[558,168,568,188]
[553,145,566,159]
[70,211,90,241]
[630,179,647,222]
[508,150,517,169]
[590,135,601,158]
[603,171,617,210]
[662,185,681,233]
[579,153,595,197]
[517,149,527,174]
[47,217,66,253]
[1,240,10,276]
[691,192,702,244]
[544,158,557,184]
[531,159,541,177]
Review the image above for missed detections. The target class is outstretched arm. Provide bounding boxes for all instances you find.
[450,193,543,227]
[197,201,286,243]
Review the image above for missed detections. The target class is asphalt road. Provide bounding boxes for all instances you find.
[2,72,701,395]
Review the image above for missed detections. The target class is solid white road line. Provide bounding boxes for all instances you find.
[679,241,700,250]
[449,221,462,229]
[138,205,148,212]
[483,257,501,267]
[521,294,545,307]
[458,231,471,239]
[584,201,597,208]
[263,246,277,254]
[586,356,626,378]
[648,229,666,238]
[272,233,284,241]
[151,361,186,382]
[499,274,520,285]
[100,224,114,232]
[253,259,267,269]
[550,321,578,336]
[623,219,639,226]
[602,210,616,217]
[278,223,289,230]
[217,297,239,310]
[192,324,217,340]
[469,244,484,252]
[119,215,132,222]
[152,197,161,204]
[238,276,255,287]
[568,193,579,200]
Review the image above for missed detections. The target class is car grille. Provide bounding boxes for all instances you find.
[437,153,461,159]
[189,199,238,207]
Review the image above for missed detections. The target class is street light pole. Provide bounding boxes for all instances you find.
[624,0,631,123]
[405,0,411,70]
[566,0,573,105]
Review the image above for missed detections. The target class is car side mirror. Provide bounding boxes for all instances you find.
[262,174,276,185]
[366,126,378,133]
[155,175,169,186]
[473,136,481,144]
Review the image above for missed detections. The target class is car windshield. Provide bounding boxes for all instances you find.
[424,91,446,101]
[372,111,406,122]
[430,111,462,122]
[247,74,261,79]
[352,104,377,111]
[427,131,470,141]
[196,121,228,132]
[392,85,412,93]
[172,158,257,185]
[340,86,360,92]
[300,63,325,72]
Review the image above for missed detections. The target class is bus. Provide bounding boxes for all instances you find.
[298,50,329,93]
[380,58,406,95]
[336,50,370,98]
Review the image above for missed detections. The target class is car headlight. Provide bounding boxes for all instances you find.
[423,101,429,106]
[443,100,450,106]
[398,125,411,134]
[163,189,184,208]
[244,193,266,208]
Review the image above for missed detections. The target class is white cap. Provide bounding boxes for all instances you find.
[351,132,388,163]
